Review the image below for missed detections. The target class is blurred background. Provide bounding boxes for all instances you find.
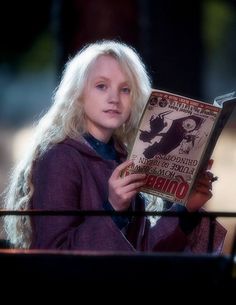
[0,0,235,253]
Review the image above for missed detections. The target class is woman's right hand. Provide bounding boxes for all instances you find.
[108,160,146,211]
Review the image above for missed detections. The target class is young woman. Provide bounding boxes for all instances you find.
[4,40,226,252]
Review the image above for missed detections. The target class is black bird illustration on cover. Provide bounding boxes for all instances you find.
[140,114,204,159]
[139,110,172,143]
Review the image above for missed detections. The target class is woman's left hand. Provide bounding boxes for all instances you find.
[186,170,215,212]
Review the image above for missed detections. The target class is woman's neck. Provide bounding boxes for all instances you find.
[85,129,112,143]
[83,133,117,161]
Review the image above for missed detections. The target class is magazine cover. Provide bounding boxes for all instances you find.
[124,90,221,204]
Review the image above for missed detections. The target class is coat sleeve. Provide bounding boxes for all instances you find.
[140,201,226,253]
[183,216,227,253]
[30,145,135,251]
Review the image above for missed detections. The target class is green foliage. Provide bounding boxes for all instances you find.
[203,0,235,53]
[18,31,56,72]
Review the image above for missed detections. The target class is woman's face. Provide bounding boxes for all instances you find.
[82,55,132,142]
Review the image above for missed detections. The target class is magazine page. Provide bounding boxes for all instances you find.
[202,92,236,167]
[213,91,236,108]
[124,90,221,205]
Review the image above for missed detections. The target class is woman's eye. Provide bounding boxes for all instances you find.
[121,87,131,94]
[96,84,107,90]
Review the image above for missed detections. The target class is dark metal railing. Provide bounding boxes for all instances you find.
[1,209,236,254]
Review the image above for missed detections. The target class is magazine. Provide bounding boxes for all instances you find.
[123,89,236,205]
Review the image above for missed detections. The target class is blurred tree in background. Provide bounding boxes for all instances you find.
[0,0,235,127]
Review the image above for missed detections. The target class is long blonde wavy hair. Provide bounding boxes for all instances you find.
[3,40,154,248]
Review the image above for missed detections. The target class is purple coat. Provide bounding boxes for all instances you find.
[30,137,226,253]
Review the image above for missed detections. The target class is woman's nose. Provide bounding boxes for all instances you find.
[108,89,120,104]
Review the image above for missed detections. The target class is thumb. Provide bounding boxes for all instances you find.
[111,159,133,179]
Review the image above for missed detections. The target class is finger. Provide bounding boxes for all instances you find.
[195,179,212,190]
[194,172,213,191]
[120,173,147,186]
[207,159,214,170]
[121,179,147,193]
[111,160,133,179]
[197,171,213,184]
[205,170,214,180]
[195,189,213,198]
[194,182,213,194]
